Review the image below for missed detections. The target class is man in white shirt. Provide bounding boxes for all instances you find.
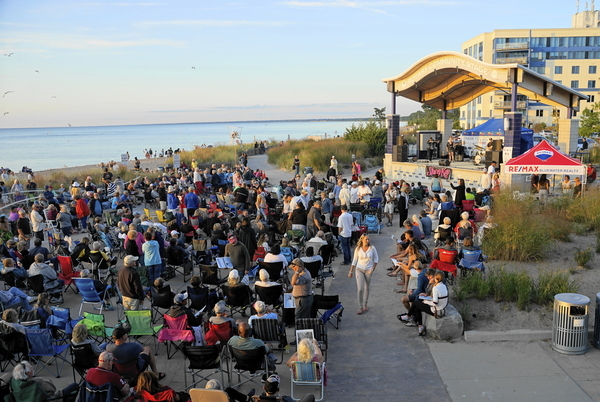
[357,181,372,204]
[480,167,491,189]
[487,161,497,181]
[30,204,45,242]
[350,182,360,204]
[338,205,354,265]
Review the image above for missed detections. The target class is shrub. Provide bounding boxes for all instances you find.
[566,196,600,232]
[574,247,594,268]
[532,271,579,306]
[344,120,387,156]
[175,145,238,166]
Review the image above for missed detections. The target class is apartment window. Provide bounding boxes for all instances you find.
[572,66,580,74]
[573,110,578,117]
[490,110,493,117]
[588,80,596,88]
[589,95,596,103]
[556,80,562,84]
[462,111,465,118]
[571,80,579,88]
[555,66,563,74]
[590,66,597,74]
[477,96,482,105]
[535,110,544,117]
[477,110,481,118]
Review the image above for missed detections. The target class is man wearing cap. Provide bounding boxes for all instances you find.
[117,255,145,310]
[168,292,200,327]
[106,327,164,380]
[258,374,315,402]
[290,259,313,318]
[224,234,251,277]
[372,180,383,200]
[306,200,323,240]
[85,351,130,399]
[330,155,338,172]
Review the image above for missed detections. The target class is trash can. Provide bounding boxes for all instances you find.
[304,167,313,175]
[592,292,600,349]
[552,293,590,355]
[157,166,164,173]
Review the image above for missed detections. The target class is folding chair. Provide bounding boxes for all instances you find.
[251,318,287,364]
[79,312,113,343]
[25,328,70,378]
[0,324,28,372]
[183,345,229,391]
[124,310,163,354]
[74,278,111,317]
[290,361,325,401]
[155,210,167,224]
[254,284,284,311]
[312,295,344,330]
[187,286,212,315]
[189,388,229,402]
[158,314,195,359]
[112,358,144,386]
[458,249,486,275]
[5,376,75,402]
[205,321,234,344]
[258,261,284,282]
[199,264,226,289]
[150,285,173,324]
[295,318,328,360]
[228,345,268,390]
[57,255,80,294]
[303,261,325,295]
[78,380,125,402]
[27,274,45,296]
[222,284,253,318]
[70,342,97,384]
[46,306,79,342]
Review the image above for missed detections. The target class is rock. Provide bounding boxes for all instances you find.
[423,304,464,340]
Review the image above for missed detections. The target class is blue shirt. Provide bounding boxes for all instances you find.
[321,198,333,215]
[184,192,199,209]
[142,240,162,266]
[167,193,180,210]
[411,270,429,298]
[420,216,432,236]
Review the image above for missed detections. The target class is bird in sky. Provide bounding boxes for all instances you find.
[3,112,8,116]
[191,67,195,69]
[51,96,57,98]
[35,70,39,73]
[3,91,14,98]
[4,53,13,57]
[68,123,71,127]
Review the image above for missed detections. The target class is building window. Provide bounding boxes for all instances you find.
[490,110,493,117]
[589,95,596,103]
[571,80,579,88]
[555,66,563,74]
[535,110,544,117]
[462,111,465,118]
[588,80,596,88]
[572,66,580,74]
[573,110,578,117]
[590,66,597,74]
[477,96,482,104]
[477,110,481,118]
[556,80,562,84]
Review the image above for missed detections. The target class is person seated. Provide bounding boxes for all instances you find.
[228,322,276,374]
[404,270,449,336]
[439,194,454,211]
[28,253,64,302]
[263,244,288,275]
[433,217,454,244]
[419,210,432,238]
[390,230,424,260]
[71,322,102,356]
[398,268,436,320]
[166,238,189,266]
[247,301,279,328]
[105,326,165,380]
[33,293,52,328]
[79,269,110,302]
[254,269,280,288]
[70,236,92,267]
[403,219,423,240]
[0,308,26,334]
[455,219,474,241]
[0,285,35,311]
[209,300,239,327]
[167,293,200,327]
[254,373,315,402]
[286,337,326,388]
[205,379,255,402]
[85,351,131,400]
[388,244,420,294]
[300,246,323,265]
[425,194,441,220]
[465,187,476,200]
[89,241,112,271]
[454,211,477,236]
[29,238,50,261]
[430,238,459,277]
[10,360,79,401]
[135,371,187,402]
[1,257,28,280]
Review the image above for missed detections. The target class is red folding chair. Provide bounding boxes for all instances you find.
[57,255,80,294]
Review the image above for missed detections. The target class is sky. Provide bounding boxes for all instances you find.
[0,0,582,128]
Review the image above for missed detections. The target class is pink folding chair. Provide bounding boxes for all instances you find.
[158,314,195,359]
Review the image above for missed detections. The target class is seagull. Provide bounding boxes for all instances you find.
[191,67,195,69]
[4,53,13,57]
[3,112,8,116]
[3,91,14,98]
[68,123,71,127]
[51,96,57,98]
[35,70,39,73]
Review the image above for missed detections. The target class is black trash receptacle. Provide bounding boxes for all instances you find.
[304,167,313,175]
[593,292,600,349]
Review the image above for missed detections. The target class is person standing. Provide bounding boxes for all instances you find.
[449,178,466,208]
[142,232,162,283]
[290,259,313,319]
[117,255,145,310]
[348,234,378,315]
[16,209,32,249]
[338,205,353,265]
[330,156,338,173]
[446,137,455,162]
[537,174,550,204]
[30,204,45,242]
[293,155,300,176]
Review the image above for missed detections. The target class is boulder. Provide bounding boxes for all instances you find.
[423,304,463,340]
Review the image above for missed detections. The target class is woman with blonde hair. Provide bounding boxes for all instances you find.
[286,337,324,367]
[348,234,379,315]
[405,270,449,336]
[491,173,501,194]
[71,323,102,356]
[388,244,420,294]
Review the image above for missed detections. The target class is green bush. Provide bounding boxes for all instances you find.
[574,247,594,268]
[532,271,579,306]
[344,120,387,156]
[566,195,600,232]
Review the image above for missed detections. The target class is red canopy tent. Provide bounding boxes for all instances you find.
[504,139,586,177]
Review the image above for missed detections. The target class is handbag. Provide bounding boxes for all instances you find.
[434,308,446,319]
[193,238,207,252]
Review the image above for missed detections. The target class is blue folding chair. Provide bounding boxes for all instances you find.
[458,249,486,274]
[74,278,112,317]
[47,306,79,343]
[26,328,70,378]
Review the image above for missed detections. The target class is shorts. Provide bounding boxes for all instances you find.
[384,202,395,214]
[122,296,142,310]
[159,201,167,210]
[138,353,151,371]
[408,292,418,303]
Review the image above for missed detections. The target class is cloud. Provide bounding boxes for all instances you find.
[147,102,373,113]
[0,33,184,49]
[139,19,289,28]
[281,0,466,6]
[79,2,164,6]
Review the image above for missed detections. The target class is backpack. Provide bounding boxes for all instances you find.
[418,243,432,264]
[281,247,294,263]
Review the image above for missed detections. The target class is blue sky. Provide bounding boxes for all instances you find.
[0,0,579,128]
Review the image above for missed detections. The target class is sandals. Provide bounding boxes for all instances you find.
[363,306,369,312]
[396,289,407,294]
[387,272,396,277]
[158,372,166,380]
[356,308,363,315]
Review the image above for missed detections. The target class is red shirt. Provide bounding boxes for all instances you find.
[85,367,127,391]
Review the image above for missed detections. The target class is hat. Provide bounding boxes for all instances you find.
[72,182,80,187]
[124,255,139,265]
[264,374,281,393]
[351,181,358,186]
[291,258,304,268]
[171,230,179,236]
[133,211,141,216]
[167,186,175,193]
[375,180,381,184]
[328,192,335,199]
[228,234,237,243]
[174,293,188,304]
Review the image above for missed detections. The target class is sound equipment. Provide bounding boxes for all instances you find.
[439,159,451,166]
[492,139,503,151]
[455,154,464,162]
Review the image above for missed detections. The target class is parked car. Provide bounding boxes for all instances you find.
[578,137,597,151]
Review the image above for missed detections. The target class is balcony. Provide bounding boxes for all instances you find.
[496,42,529,51]
[493,101,528,109]
[495,56,528,64]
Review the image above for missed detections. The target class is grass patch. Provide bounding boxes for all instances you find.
[36,167,140,191]
[173,145,239,166]
[574,247,594,268]
[532,270,580,306]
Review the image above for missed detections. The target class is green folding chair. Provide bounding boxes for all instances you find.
[80,312,113,343]
[124,310,163,354]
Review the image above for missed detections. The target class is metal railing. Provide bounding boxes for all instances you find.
[493,101,528,109]
[495,42,529,51]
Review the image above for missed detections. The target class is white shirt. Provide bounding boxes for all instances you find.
[350,187,359,203]
[338,211,354,238]
[351,246,379,271]
[487,165,496,175]
[31,210,44,232]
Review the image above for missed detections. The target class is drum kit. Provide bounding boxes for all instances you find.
[472,145,486,165]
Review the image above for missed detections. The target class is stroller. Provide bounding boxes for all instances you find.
[362,214,381,234]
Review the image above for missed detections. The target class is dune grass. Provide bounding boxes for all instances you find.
[35,166,139,190]
[172,145,239,166]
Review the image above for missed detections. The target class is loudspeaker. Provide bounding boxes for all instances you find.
[484,151,502,168]
[400,145,408,162]
[439,159,451,166]
[492,139,503,151]
[455,154,464,162]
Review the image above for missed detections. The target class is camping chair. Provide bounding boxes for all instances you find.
[222,284,253,317]
[205,321,234,345]
[19,308,41,330]
[228,345,268,390]
[251,318,287,364]
[0,300,22,315]
[112,358,144,386]
[79,312,113,343]
[187,286,216,315]
[25,328,70,378]
[461,199,476,219]
[0,324,28,372]
[74,278,111,317]
[27,275,45,297]
[57,255,80,294]
[2,271,26,291]
[124,310,163,354]
[254,284,284,311]
[46,306,78,343]
[70,342,97,384]
[258,261,284,282]
[158,314,195,359]
[312,295,344,330]
[166,248,194,282]
[290,361,325,402]
[303,261,325,295]
[5,377,77,402]
[189,388,229,402]
[199,264,226,289]
[150,285,173,324]
[295,318,328,360]
[182,345,229,391]
[458,249,487,275]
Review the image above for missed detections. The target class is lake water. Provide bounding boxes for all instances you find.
[0,120,369,172]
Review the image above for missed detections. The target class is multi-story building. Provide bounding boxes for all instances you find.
[460,6,600,130]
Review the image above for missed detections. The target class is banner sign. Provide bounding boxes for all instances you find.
[425,166,452,179]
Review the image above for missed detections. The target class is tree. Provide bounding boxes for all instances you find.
[344,108,387,156]
[373,107,386,120]
[532,122,547,133]
[579,102,600,137]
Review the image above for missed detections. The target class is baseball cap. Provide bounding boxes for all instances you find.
[124,255,139,265]
[174,293,188,304]
[375,180,381,184]
[228,234,237,243]
[291,258,304,268]
[264,374,281,393]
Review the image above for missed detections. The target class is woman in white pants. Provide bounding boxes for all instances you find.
[348,234,379,315]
